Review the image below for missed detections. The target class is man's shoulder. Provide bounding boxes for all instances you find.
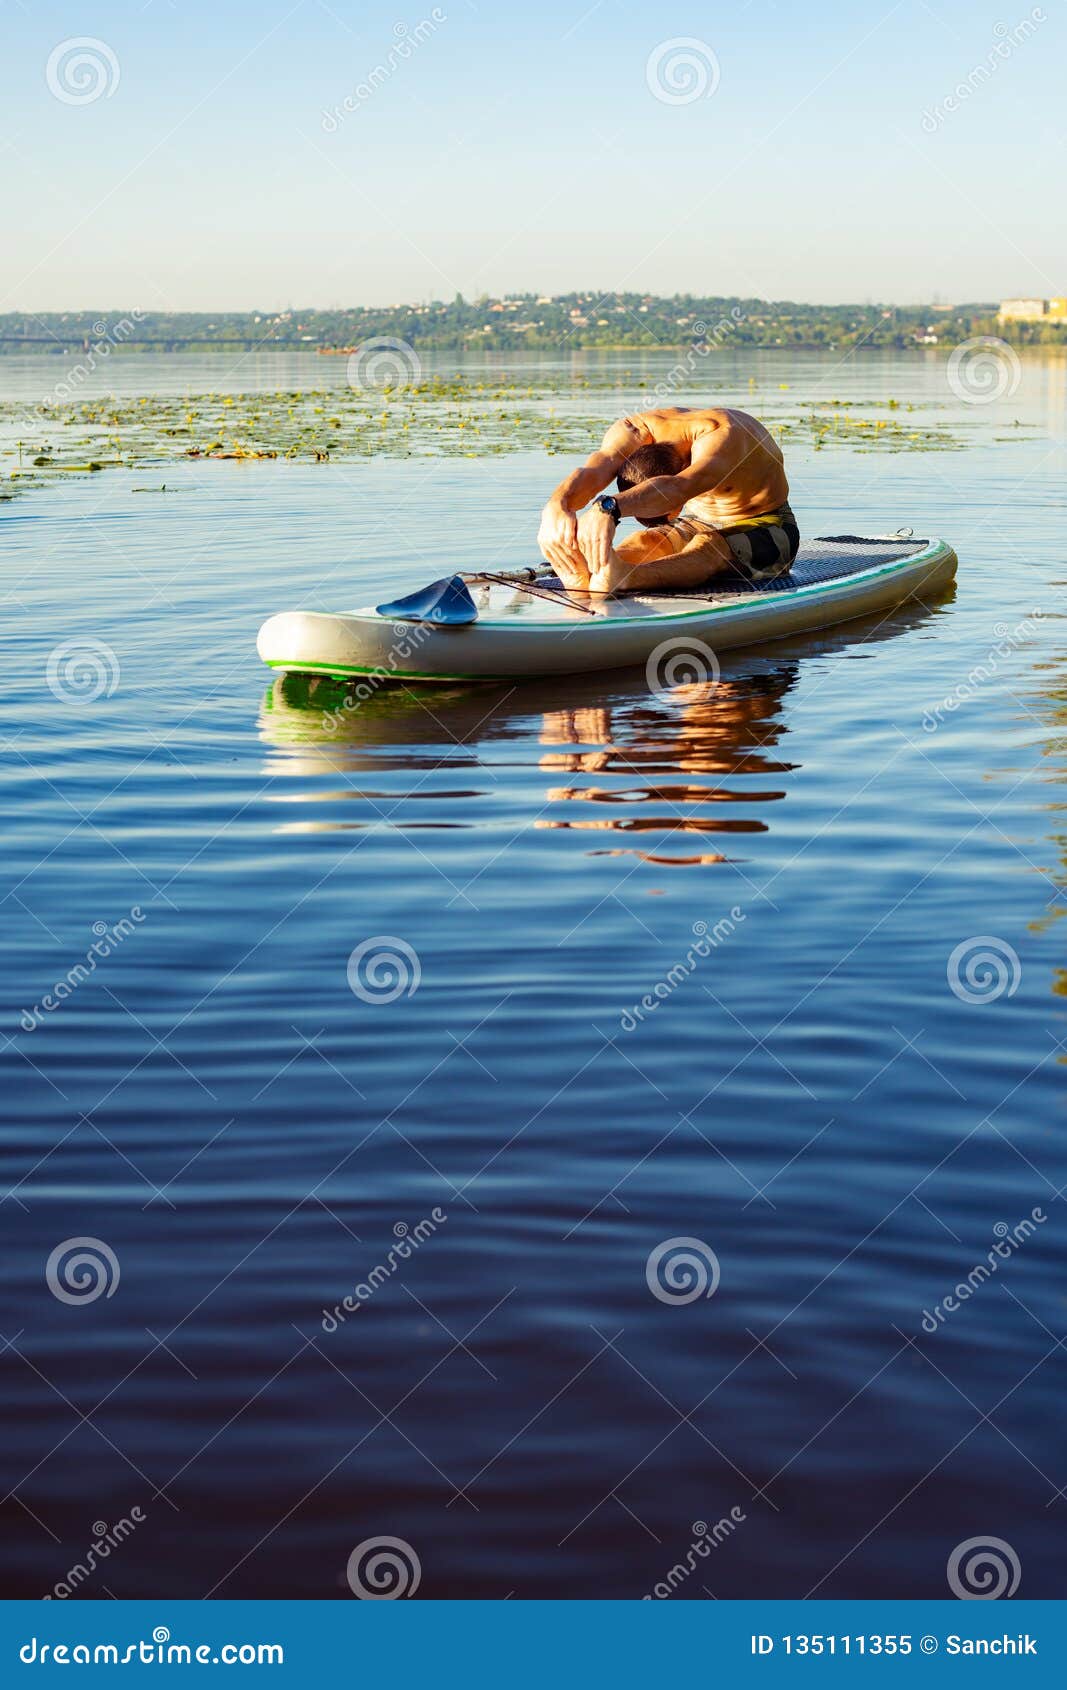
[627,406,707,438]
[606,412,656,444]
[633,405,748,431]
[692,405,760,428]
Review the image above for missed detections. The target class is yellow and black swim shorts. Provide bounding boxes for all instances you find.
[669,502,800,586]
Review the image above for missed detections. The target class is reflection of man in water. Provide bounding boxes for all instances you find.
[536,670,795,865]
[537,405,798,595]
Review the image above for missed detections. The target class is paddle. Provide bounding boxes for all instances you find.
[376,575,479,625]
[376,568,599,624]
[466,569,599,616]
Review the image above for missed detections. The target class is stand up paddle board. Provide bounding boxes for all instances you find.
[256,533,957,684]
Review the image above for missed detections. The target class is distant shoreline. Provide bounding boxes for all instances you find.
[3,341,1065,360]
[3,295,1064,358]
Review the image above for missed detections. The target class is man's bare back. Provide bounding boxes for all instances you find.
[625,407,788,524]
[537,405,795,595]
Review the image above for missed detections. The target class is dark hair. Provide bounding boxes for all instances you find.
[617,442,685,527]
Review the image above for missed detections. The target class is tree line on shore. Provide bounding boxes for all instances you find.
[2,293,1062,354]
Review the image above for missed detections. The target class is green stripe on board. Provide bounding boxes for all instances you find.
[265,662,517,682]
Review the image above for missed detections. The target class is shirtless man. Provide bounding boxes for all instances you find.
[537,406,798,595]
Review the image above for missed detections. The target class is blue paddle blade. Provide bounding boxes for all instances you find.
[375,575,478,626]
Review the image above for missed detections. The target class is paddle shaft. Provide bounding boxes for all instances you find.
[464,570,599,617]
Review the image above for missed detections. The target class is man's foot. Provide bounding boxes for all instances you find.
[551,554,591,592]
[588,555,634,595]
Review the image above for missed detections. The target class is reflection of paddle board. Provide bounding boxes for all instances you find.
[256,535,957,684]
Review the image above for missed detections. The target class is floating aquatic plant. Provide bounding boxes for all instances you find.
[0,369,1020,500]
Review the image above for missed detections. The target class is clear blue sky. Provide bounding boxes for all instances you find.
[1,0,1063,310]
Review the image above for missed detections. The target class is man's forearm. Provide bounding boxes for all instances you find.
[613,475,689,520]
[549,463,616,512]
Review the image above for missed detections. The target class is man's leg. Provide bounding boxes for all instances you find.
[589,525,734,594]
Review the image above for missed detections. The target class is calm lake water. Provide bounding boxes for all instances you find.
[2,348,1065,1599]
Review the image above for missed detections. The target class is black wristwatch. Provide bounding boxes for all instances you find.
[596,494,621,525]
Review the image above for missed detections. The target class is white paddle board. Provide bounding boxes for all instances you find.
[256,535,957,683]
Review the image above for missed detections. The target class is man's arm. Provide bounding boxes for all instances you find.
[612,432,727,521]
[578,509,732,594]
[537,415,649,579]
[547,415,649,512]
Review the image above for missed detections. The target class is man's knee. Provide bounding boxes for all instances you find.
[618,526,681,564]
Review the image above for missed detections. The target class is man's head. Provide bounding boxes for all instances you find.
[616,442,685,526]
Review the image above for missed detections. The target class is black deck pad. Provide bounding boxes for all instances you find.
[519,536,931,602]
[721,535,930,597]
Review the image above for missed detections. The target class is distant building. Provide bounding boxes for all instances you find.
[999,298,1050,321]
[1049,298,1067,322]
